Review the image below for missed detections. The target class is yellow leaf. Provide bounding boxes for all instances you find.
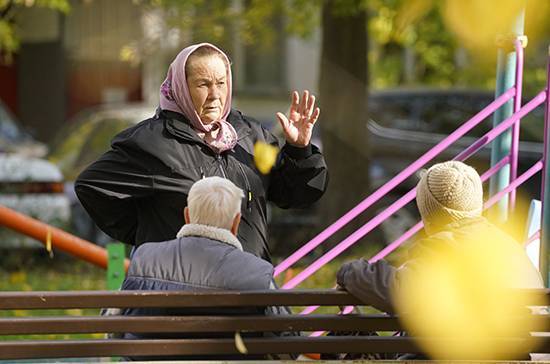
[9,271,26,284]
[234,331,248,354]
[13,310,28,317]
[254,142,278,174]
[442,0,549,59]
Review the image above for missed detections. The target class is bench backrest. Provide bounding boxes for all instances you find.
[1,289,549,360]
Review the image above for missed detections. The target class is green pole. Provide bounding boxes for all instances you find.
[107,243,125,290]
[488,7,525,223]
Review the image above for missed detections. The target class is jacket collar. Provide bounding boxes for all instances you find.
[176,223,243,251]
[427,216,487,236]
[160,108,252,148]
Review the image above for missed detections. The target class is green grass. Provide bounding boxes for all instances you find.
[0,252,107,340]
[0,253,106,292]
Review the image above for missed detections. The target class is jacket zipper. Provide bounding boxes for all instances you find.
[215,154,227,179]
[236,163,252,211]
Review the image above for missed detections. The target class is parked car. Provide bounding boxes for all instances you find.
[367,89,545,242]
[0,100,70,248]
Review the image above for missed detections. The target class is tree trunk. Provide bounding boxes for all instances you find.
[318,0,369,245]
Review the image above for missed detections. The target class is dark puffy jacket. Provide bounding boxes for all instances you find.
[75,108,328,261]
[337,217,543,314]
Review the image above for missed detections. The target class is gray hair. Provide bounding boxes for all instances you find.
[187,176,244,230]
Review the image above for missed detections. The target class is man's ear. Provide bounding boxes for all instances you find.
[230,213,241,236]
[184,207,190,224]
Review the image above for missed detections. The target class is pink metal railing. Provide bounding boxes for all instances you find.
[302,159,544,318]
[283,90,547,289]
[510,39,525,211]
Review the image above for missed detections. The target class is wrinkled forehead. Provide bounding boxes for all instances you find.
[185,50,229,77]
[187,56,228,78]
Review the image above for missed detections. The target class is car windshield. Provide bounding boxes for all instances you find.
[49,116,134,180]
[0,102,32,146]
[369,91,545,143]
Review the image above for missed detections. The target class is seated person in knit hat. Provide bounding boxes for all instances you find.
[120,176,276,360]
[336,161,543,315]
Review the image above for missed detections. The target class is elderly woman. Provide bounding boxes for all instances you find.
[75,43,328,260]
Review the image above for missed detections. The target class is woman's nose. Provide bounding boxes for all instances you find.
[209,85,221,99]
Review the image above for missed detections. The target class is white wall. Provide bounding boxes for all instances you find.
[285,30,321,94]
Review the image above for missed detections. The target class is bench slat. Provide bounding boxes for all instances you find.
[0,336,424,359]
[0,314,402,334]
[2,289,548,309]
[3,315,547,335]
[0,290,364,309]
[1,336,545,360]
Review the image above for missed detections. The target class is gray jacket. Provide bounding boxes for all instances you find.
[122,223,274,318]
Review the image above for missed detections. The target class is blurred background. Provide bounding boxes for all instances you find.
[0,0,549,288]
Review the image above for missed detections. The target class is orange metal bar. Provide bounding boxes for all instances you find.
[0,205,129,271]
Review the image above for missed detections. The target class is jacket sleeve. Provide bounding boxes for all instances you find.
[336,258,397,314]
[266,130,329,209]
[74,144,154,245]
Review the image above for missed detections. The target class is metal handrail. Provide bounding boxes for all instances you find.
[275,87,517,277]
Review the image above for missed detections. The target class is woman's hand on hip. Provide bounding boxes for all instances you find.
[276,90,320,147]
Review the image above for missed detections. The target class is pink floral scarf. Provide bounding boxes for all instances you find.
[159,43,237,154]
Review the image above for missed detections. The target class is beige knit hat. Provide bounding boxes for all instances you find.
[416,161,483,233]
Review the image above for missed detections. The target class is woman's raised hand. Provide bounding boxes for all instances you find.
[276,90,320,147]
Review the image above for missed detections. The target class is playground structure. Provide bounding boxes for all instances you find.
[0,205,129,289]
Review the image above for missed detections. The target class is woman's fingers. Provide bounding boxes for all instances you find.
[290,91,300,113]
[299,90,309,115]
[310,107,320,125]
[305,95,316,119]
[288,90,319,124]
[276,112,290,133]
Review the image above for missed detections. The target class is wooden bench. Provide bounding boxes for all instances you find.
[1,289,550,360]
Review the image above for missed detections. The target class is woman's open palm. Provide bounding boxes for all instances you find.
[276,90,320,147]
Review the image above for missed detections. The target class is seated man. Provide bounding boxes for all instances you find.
[120,176,274,359]
[337,160,543,313]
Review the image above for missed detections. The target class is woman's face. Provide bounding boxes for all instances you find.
[186,55,228,124]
